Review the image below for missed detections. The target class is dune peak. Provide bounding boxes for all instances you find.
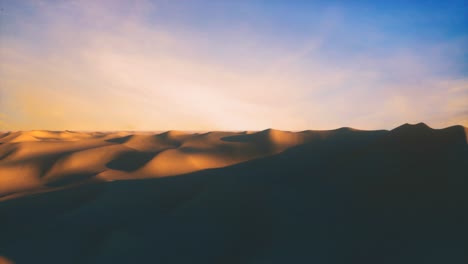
[158,130,188,138]
[334,127,360,132]
[392,122,432,133]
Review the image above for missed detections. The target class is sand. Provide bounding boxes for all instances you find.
[0,123,467,263]
[0,129,318,198]
[1,124,467,199]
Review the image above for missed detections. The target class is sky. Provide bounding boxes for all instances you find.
[0,0,467,131]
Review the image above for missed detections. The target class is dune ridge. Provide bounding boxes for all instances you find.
[0,129,310,197]
[0,123,466,199]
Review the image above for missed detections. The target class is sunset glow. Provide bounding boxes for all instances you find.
[1,0,467,130]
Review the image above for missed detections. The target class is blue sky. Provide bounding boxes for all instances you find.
[0,0,467,130]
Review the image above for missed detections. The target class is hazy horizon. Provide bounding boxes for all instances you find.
[1,121,467,134]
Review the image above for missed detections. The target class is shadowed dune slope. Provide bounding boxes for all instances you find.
[0,123,467,263]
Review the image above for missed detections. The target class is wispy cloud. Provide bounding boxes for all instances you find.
[0,0,466,130]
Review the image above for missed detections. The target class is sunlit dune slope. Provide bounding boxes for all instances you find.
[0,128,335,197]
[0,124,466,199]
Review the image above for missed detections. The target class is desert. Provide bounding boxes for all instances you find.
[1,123,467,263]
[1,0,467,263]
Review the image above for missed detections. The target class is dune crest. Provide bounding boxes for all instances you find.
[1,124,466,199]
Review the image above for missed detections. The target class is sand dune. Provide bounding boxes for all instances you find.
[1,124,467,199]
[0,123,467,263]
[0,128,320,197]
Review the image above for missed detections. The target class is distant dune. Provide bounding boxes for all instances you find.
[0,127,368,198]
[0,129,303,197]
[0,123,467,263]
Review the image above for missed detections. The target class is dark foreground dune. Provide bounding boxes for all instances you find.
[0,123,467,263]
